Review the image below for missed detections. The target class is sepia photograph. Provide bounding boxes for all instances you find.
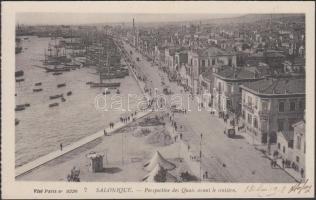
[1,1,315,199]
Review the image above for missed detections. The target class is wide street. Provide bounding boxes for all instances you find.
[121,40,295,183]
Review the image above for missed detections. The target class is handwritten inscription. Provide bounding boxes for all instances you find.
[244,184,286,197]
[288,179,312,194]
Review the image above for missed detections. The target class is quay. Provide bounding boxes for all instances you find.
[15,109,152,177]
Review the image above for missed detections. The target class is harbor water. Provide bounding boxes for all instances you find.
[15,36,142,167]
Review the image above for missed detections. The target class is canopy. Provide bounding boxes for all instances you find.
[143,151,176,171]
[142,164,177,182]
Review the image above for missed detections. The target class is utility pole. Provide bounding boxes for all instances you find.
[200,133,203,182]
[122,132,124,165]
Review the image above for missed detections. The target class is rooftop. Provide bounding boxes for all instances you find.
[278,131,294,142]
[215,67,259,80]
[241,77,305,95]
[194,47,233,57]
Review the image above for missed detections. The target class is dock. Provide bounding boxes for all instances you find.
[15,109,152,177]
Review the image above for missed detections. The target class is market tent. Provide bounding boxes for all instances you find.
[143,151,176,171]
[142,164,177,182]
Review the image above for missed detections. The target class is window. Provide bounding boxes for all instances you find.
[296,156,300,163]
[243,93,246,103]
[290,100,296,111]
[279,101,285,112]
[247,96,252,107]
[253,117,258,128]
[202,60,205,67]
[212,58,215,65]
[194,59,198,67]
[242,111,245,119]
[277,119,284,131]
[228,57,232,66]
[283,146,285,153]
[278,143,280,149]
[227,84,232,94]
[262,101,268,111]
[248,113,252,124]
[299,99,305,109]
[296,135,301,150]
[255,98,258,109]
[288,118,296,131]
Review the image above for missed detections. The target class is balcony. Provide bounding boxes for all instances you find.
[224,91,231,97]
[243,103,254,113]
[259,110,269,121]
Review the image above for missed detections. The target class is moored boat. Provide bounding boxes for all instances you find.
[35,82,42,86]
[15,105,25,111]
[16,78,25,83]
[33,88,43,92]
[67,91,72,96]
[49,94,63,100]
[90,82,120,88]
[49,103,59,107]
[57,83,66,88]
[15,70,24,77]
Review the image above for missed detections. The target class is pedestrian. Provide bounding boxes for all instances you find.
[60,143,63,151]
[104,130,107,136]
[300,168,304,178]
[282,159,285,168]
[188,145,190,151]
[273,160,277,168]
[205,171,208,179]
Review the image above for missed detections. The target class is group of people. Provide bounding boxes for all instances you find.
[270,159,278,168]
[109,122,115,129]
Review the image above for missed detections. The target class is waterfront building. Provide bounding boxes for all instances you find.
[240,77,305,144]
[186,47,237,95]
[213,67,264,119]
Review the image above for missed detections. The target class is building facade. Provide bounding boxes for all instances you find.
[240,77,305,144]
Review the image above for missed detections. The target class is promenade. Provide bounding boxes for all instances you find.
[15,109,152,177]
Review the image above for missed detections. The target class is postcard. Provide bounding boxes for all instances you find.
[1,1,315,199]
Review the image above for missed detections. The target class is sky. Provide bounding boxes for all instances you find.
[16,13,243,25]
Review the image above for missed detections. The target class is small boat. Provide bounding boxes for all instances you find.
[15,105,25,111]
[15,70,24,77]
[16,78,25,83]
[102,90,111,95]
[15,119,20,126]
[116,89,120,94]
[57,83,66,88]
[33,88,43,92]
[49,103,59,107]
[90,82,121,88]
[49,94,63,100]
[35,82,42,86]
[53,72,63,76]
[61,97,66,102]
[24,103,30,107]
[67,91,72,96]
